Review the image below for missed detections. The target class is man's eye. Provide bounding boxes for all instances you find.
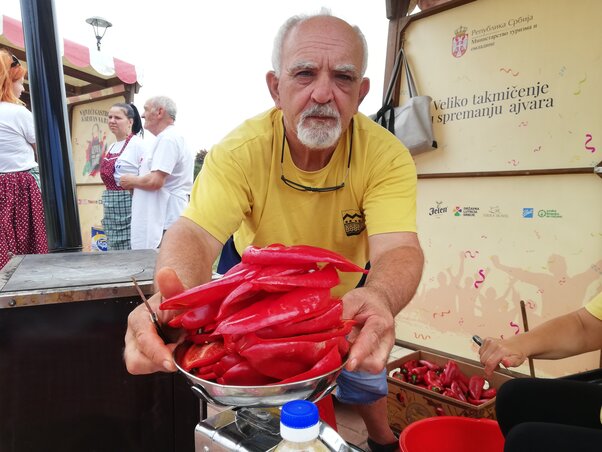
[336,74,354,82]
[295,71,314,78]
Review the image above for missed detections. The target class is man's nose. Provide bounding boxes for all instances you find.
[311,74,335,104]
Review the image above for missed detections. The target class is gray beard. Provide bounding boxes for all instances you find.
[297,121,342,149]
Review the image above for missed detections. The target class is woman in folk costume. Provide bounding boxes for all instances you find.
[0,49,48,269]
[100,102,146,250]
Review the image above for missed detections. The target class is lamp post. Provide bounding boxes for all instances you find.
[85,16,112,51]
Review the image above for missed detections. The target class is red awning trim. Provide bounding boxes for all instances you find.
[1,14,139,86]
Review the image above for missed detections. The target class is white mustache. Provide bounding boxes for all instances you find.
[301,104,340,121]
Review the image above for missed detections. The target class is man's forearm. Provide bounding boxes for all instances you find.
[155,218,217,290]
[365,244,424,316]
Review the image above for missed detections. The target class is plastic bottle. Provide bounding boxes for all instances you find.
[274,400,329,452]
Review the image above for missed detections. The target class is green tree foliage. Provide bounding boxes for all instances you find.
[194,149,208,179]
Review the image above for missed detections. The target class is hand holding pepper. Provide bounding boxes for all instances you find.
[124,267,188,375]
[478,336,527,377]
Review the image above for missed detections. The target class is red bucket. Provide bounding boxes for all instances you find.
[399,416,504,452]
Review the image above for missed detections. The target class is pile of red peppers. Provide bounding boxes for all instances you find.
[161,244,367,386]
[390,358,497,406]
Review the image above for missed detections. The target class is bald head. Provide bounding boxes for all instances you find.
[272,11,368,78]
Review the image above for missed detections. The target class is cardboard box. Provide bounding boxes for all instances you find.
[386,350,513,432]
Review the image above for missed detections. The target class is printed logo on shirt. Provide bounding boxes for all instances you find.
[341,210,365,236]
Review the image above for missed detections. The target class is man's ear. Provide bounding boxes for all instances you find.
[358,77,370,106]
[266,71,281,108]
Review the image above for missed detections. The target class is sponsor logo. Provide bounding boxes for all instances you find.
[452,25,469,58]
[429,201,448,216]
[342,210,365,236]
[453,206,480,217]
[522,208,534,218]
[537,209,562,218]
[483,205,509,218]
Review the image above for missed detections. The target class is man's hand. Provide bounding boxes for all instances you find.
[123,267,186,374]
[341,286,396,373]
[119,174,135,190]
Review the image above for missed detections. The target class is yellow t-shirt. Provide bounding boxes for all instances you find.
[584,292,602,320]
[183,108,417,296]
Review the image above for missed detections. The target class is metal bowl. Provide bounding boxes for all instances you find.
[174,342,345,407]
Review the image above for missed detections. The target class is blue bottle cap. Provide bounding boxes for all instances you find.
[280,400,319,429]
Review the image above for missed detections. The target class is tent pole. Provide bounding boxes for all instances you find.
[19,0,82,252]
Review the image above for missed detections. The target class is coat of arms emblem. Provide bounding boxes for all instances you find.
[452,26,468,58]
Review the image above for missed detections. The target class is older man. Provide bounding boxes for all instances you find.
[124,12,423,451]
[120,96,194,249]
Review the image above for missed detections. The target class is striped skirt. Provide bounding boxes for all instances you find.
[101,190,133,250]
[0,171,48,269]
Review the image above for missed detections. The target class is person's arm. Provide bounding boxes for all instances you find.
[342,231,424,373]
[120,170,168,191]
[479,307,602,377]
[123,217,222,375]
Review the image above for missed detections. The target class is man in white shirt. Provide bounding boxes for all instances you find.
[120,96,194,249]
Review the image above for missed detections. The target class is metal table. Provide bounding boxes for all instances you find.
[0,250,199,452]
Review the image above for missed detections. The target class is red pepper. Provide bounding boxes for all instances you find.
[252,263,341,292]
[409,366,428,384]
[221,261,261,277]
[181,341,228,372]
[418,359,442,372]
[167,311,187,328]
[428,385,443,393]
[424,370,444,388]
[186,331,221,344]
[239,337,341,378]
[215,281,260,320]
[468,375,485,400]
[215,287,331,335]
[482,387,497,399]
[401,359,420,375]
[196,371,218,380]
[160,266,259,310]
[391,371,407,382]
[212,353,244,377]
[217,360,279,386]
[457,378,469,395]
[450,381,467,402]
[442,360,460,387]
[242,244,369,274]
[276,346,342,384]
[337,336,350,357]
[255,300,343,339]
[254,262,320,277]
[237,320,355,352]
[180,299,221,329]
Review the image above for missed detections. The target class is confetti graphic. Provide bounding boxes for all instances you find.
[473,269,486,288]
[464,250,479,258]
[432,310,451,319]
[584,134,596,153]
[500,67,519,76]
[414,332,431,340]
[509,321,521,335]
